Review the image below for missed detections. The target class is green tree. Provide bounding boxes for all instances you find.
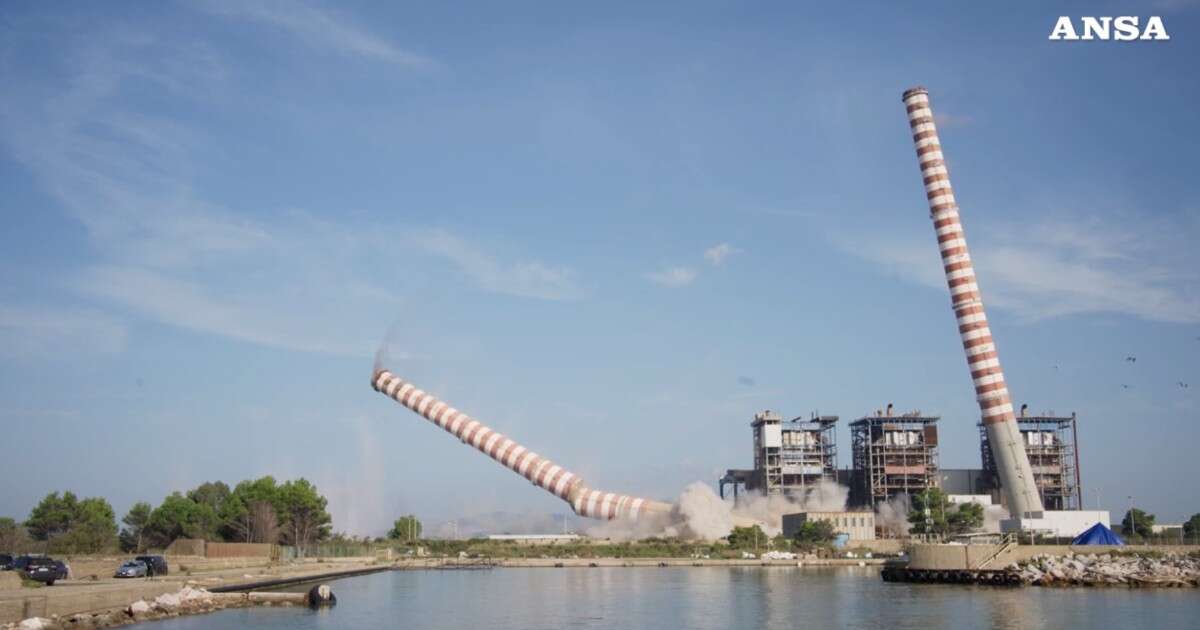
[0,517,20,551]
[1183,514,1200,541]
[26,491,80,541]
[792,519,837,545]
[187,481,231,513]
[146,493,220,547]
[908,489,983,536]
[277,479,332,551]
[948,502,984,534]
[60,497,118,553]
[726,525,767,550]
[120,502,153,552]
[1121,508,1155,539]
[388,515,422,542]
[220,477,283,543]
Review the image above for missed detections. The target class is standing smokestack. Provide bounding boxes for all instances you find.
[372,369,671,520]
[901,87,1044,517]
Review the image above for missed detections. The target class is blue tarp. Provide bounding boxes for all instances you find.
[1071,522,1125,545]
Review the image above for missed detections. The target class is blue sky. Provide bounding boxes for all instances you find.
[1,1,1197,534]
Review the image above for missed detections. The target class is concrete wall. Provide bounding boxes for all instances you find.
[165,538,206,556]
[908,543,1200,570]
[0,581,184,624]
[844,539,904,554]
[205,542,275,559]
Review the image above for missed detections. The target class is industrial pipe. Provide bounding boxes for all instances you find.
[901,87,1045,517]
[372,369,672,520]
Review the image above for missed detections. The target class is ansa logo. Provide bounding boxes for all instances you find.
[1049,16,1170,41]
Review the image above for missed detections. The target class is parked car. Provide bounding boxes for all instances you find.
[114,560,148,578]
[21,556,60,585]
[11,555,42,573]
[0,554,13,570]
[135,555,168,576]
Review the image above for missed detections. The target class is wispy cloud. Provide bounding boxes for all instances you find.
[704,243,738,266]
[411,229,584,301]
[191,0,436,68]
[646,266,698,288]
[0,305,128,358]
[0,28,567,357]
[838,213,1200,324]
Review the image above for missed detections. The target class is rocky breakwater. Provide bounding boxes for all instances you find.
[2,585,311,629]
[1010,552,1200,587]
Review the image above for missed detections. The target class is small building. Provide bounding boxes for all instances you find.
[485,534,582,545]
[947,494,993,506]
[783,511,876,541]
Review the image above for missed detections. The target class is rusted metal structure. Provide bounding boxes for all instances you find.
[901,86,1045,517]
[980,406,1081,510]
[720,410,838,499]
[372,369,671,520]
[850,406,940,507]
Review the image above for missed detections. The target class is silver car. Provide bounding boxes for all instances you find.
[114,560,148,578]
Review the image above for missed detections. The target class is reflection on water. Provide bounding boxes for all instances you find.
[149,566,1200,630]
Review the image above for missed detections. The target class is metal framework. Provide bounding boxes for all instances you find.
[726,410,838,498]
[980,409,1081,511]
[850,409,940,507]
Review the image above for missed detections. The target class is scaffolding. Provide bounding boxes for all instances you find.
[728,410,838,497]
[850,408,939,507]
[980,408,1081,511]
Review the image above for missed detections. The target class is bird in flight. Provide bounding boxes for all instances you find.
[1180,382,1190,389]
[1121,384,1133,390]
[1125,356,1137,363]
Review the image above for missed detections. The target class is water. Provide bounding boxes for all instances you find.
[151,566,1199,629]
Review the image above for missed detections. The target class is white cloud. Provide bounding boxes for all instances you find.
[191,0,436,68]
[646,266,698,288]
[0,306,128,358]
[413,230,584,301]
[704,243,738,266]
[839,213,1200,324]
[0,30,573,358]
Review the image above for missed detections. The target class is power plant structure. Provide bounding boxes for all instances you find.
[849,406,940,508]
[901,87,1044,519]
[719,410,838,499]
[371,369,672,521]
[980,405,1081,511]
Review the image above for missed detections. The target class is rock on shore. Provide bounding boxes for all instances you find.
[1010,552,1200,587]
[1,585,299,630]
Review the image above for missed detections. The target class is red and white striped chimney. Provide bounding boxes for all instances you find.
[902,87,1044,517]
[372,369,671,520]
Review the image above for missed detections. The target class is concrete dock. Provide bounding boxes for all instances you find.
[0,557,383,624]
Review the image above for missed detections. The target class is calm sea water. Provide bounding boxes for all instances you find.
[149,566,1199,629]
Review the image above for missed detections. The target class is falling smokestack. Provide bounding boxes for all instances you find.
[372,369,671,520]
[901,87,1044,517]
[886,403,894,417]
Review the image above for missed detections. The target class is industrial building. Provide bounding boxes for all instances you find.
[782,511,876,541]
[719,410,837,499]
[850,406,940,507]
[980,406,1081,511]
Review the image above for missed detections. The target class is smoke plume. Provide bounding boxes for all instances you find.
[588,480,850,541]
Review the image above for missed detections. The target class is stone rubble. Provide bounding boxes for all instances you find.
[1,585,300,630]
[1009,552,1200,587]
